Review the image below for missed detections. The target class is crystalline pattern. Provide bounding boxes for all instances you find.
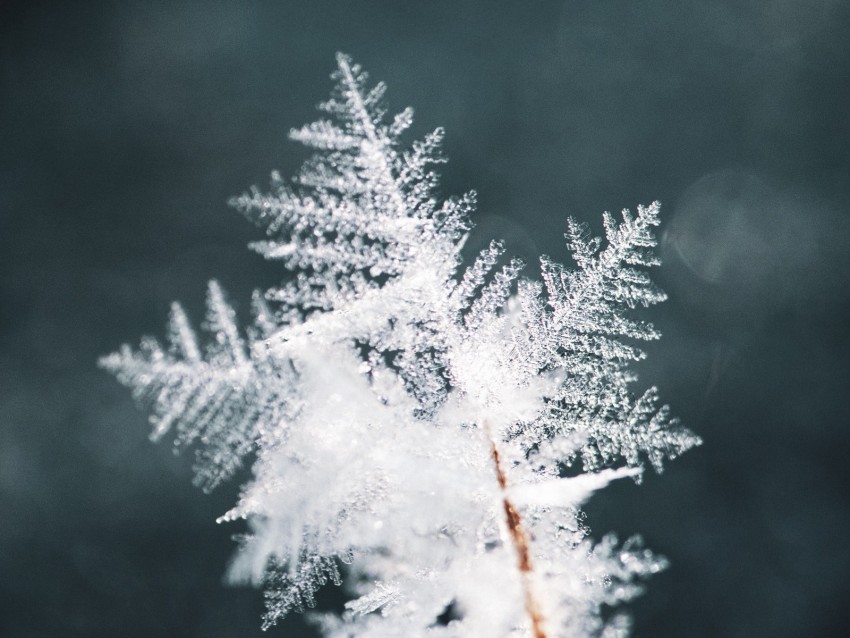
[102,53,700,638]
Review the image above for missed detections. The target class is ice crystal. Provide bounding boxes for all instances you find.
[102,53,700,637]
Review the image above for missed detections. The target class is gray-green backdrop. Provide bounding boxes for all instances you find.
[2,1,849,636]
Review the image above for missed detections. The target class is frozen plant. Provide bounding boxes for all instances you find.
[102,54,700,638]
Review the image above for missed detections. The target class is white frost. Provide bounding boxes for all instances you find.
[101,53,700,638]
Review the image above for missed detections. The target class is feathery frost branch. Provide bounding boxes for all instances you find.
[102,53,700,637]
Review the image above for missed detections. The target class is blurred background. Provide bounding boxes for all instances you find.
[2,1,849,636]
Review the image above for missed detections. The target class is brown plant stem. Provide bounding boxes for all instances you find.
[484,421,547,638]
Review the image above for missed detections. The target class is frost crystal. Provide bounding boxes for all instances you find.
[102,54,700,637]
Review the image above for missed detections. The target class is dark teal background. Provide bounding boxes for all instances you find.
[2,1,850,636]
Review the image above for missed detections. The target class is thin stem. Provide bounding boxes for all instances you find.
[484,421,547,638]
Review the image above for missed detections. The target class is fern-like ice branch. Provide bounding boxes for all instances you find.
[102,54,701,638]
